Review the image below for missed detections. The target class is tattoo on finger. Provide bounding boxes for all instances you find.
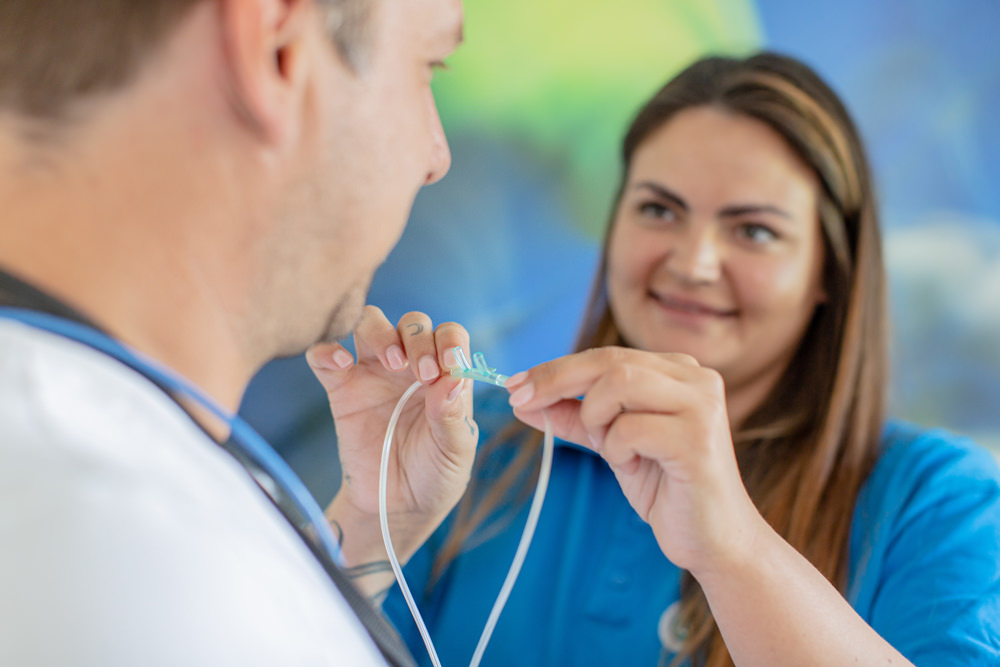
[407,323,425,336]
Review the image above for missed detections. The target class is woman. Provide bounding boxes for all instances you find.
[382,53,1000,666]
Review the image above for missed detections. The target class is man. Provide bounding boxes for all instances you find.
[0,0,473,664]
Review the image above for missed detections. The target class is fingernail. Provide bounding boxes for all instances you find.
[332,350,354,369]
[447,379,465,403]
[443,347,457,369]
[505,371,528,389]
[588,434,600,451]
[387,345,407,371]
[418,355,440,382]
[508,382,534,408]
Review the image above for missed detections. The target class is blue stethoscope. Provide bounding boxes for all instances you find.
[0,306,344,566]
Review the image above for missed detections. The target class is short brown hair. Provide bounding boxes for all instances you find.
[322,0,375,71]
[0,0,371,122]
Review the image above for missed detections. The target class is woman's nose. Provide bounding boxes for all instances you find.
[663,226,722,285]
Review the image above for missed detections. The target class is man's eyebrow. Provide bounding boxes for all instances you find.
[633,181,689,212]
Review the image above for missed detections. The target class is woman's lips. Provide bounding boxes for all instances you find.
[649,291,738,318]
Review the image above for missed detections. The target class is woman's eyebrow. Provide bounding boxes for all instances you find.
[633,181,793,220]
[633,181,689,211]
[719,204,792,219]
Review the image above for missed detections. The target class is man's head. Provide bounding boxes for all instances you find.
[0,0,463,392]
[259,0,462,355]
[0,0,374,123]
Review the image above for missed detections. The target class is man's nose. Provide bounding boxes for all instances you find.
[424,100,451,185]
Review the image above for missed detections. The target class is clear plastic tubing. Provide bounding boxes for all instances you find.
[379,350,554,667]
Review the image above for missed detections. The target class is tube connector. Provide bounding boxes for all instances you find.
[449,347,509,387]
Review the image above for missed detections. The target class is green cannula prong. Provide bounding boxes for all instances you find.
[449,346,510,387]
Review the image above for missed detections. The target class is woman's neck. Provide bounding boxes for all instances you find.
[724,359,790,432]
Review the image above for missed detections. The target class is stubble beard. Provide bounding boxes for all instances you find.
[316,280,370,345]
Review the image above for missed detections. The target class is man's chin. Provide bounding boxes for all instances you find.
[317,285,369,345]
[317,311,363,346]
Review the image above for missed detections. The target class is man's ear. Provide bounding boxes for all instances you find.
[218,0,314,147]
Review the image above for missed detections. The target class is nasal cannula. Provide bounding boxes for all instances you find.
[379,347,554,667]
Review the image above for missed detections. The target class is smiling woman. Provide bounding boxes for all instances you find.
[607,107,828,427]
[382,53,1000,667]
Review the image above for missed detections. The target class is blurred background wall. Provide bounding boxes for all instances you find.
[240,0,1000,503]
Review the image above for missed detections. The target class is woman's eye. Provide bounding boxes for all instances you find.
[735,223,779,244]
[638,201,677,223]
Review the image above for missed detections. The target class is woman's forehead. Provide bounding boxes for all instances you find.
[627,108,818,211]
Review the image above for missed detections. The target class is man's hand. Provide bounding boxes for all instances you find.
[307,306,477,598]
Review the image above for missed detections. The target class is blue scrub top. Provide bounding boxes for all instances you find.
[385,389,1000,666]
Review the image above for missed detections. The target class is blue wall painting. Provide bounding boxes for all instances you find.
[240,0,1000,503]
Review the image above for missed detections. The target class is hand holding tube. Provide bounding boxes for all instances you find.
[306,306,478,592]
[504,346,913,666]
[504,346,764,578]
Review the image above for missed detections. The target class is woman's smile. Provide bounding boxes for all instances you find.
[647,289,738,330]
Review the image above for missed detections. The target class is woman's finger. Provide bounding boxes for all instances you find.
[511,398,588,446]
[507,347,702,413]
[600,412,692,470]
[578,363,705,450]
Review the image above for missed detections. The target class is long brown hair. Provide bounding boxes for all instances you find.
[435,52,887,667]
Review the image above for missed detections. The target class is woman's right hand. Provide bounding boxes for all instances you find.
[505,346,769,579]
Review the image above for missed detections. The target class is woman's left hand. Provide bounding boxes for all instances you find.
[506,346,768,578]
